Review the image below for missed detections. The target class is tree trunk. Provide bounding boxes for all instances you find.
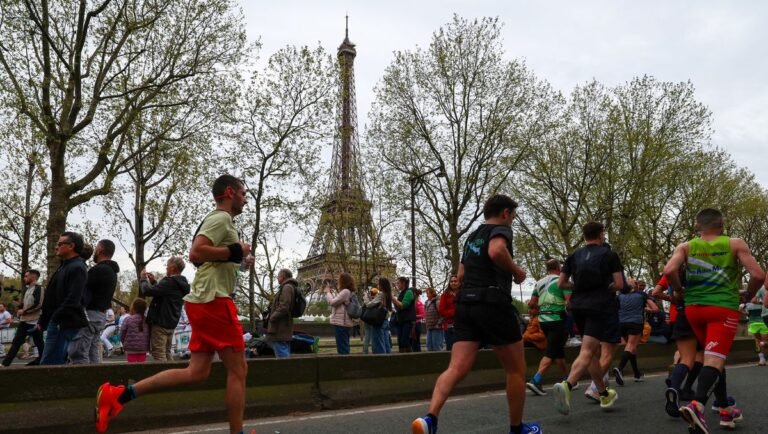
[46,137,69,279]
[45,190,68,280]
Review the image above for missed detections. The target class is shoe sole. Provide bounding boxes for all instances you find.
[411,419,431,434]
[665,388,681,418]
[719,420,735,430]
[95,384,108,433]
[553,384,570,415]
[680,406,709,434]
[612,368,625,386]
[526,383,547,396]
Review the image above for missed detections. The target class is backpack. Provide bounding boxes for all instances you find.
[346,292,362,319]
[572,246,611,292]
[289,285,307,318]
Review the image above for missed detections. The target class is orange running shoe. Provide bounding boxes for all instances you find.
[95,382,125,433]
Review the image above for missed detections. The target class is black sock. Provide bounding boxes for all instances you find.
[694,366,720,405]
[510,425,522,434]
[117,384,137,405]
[629,353,640,377]
[712,368,728,408]
[566,381,575,391]
[618,351,630,371]
[600,389,609,397]
[682,361,703,391]
[669,363,689,390]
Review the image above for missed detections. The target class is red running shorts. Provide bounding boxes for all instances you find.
[684,305,739,360]
[185,297,244,353]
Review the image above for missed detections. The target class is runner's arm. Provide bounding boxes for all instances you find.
[189,234,250,264]
[645,297,659,314]
[651,283,670,301]
[528,295,539,309]
[663,243,688,294]
[732,238,765,299]
[611,272,624,291]
[488,237,526,283]
[557,272,572,290]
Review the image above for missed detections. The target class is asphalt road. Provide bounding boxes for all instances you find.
[126,363,768,434]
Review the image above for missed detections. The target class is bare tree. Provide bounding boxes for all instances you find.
[0,0,248,276]
[368,15,559,274]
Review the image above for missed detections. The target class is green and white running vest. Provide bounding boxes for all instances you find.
[685,235,740,310]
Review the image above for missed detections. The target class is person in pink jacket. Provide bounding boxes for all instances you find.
[324,273,354,354]
[120,298,150,363]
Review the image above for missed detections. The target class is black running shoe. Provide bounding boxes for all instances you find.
[665,387,681,418]
[612,367,625,386]
[526,381,547,396]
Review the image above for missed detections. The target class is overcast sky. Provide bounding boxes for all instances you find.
[230,0,768,297]
[8,2,762,299]
[241,0,768,186]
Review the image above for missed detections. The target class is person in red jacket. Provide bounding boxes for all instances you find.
[438,275,460,351]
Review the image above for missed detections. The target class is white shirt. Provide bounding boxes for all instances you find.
[0,310,12,329]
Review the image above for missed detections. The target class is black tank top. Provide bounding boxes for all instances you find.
[461,224,514,294]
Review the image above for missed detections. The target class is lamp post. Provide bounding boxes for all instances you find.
[409,166,445,290]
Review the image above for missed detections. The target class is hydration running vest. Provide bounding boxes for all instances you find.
[685,235,740,310]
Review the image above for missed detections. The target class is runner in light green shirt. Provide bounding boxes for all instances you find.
[184,209,240,304]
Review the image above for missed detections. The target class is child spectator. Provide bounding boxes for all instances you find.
[120,298,150,363]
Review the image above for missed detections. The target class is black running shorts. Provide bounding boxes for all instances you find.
[540,320,567,359]
[620,322,644,337]
[454,302,522,346]
[671,309,695,340]
[572,309,621,344]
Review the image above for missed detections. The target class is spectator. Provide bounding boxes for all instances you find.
[38,231,89,365]
[2,270,45,366]
[392,276,416,353]
[438,275,459,351]
[411,289,424,352]
[362,287,378,354]
[120,298,150,363]
[100,308,118,357]
[266,268,297,359]
[139,257,191,361]
[69,239,120,364]
[365,278,393,354]
[425,288,444,351]
[0,302,12,358]
[325,272,354,355]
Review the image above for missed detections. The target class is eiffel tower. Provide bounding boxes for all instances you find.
[297,19,396,292]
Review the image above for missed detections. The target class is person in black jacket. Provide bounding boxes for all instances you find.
[139,256,190,361]
[68,239,120,364]
[38,231,89,365]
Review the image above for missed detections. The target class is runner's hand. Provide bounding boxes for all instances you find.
[239,242,251,257]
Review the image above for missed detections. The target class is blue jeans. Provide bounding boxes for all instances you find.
[270,341,291,359]
[369,324,389,354]
[427,328,445,351]
[41,322,79,365]
[383,319,392,353]
[334,326,351,355]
